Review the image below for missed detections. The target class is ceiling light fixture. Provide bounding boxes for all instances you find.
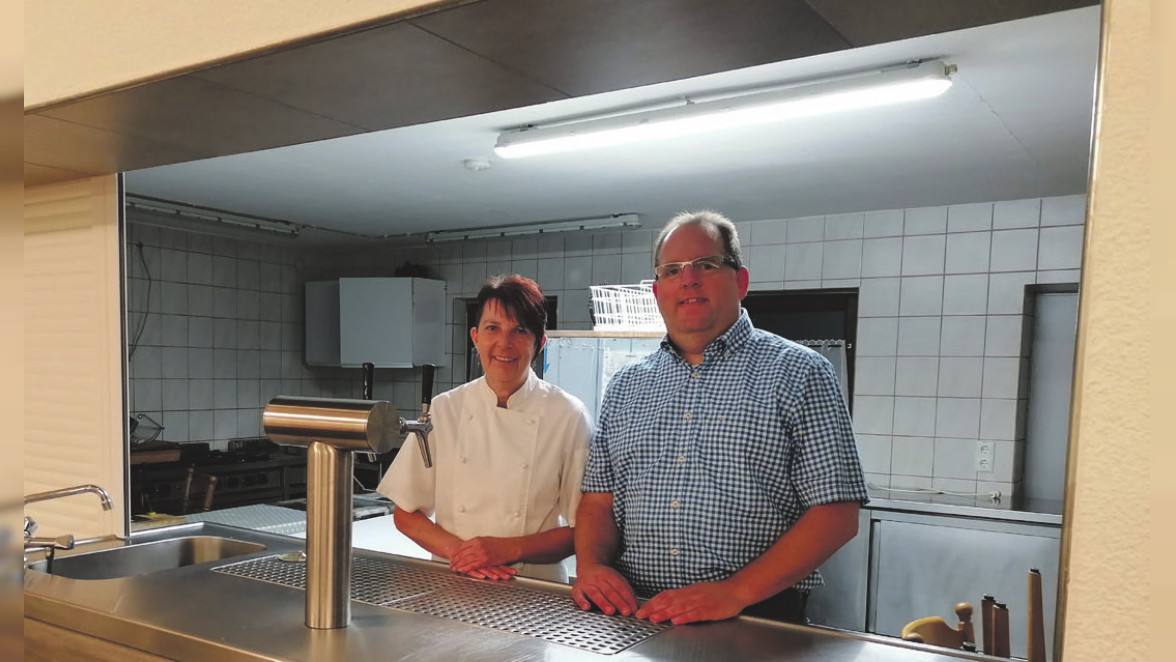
[125,195,302,238]
[426,214,640,243]
[494,59,955,159]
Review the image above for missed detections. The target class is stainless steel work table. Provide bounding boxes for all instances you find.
[25,522,988,662]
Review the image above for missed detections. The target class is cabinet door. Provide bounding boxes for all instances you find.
[305,280,340,366]
[409,278,446,366]
[806,507,870,632]
[870,517,1060,660]
[340,278,416,367]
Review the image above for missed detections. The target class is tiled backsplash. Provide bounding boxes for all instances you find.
[127,194,1085,500]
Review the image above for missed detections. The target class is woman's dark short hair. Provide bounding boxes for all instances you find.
[473,275,547,354]
[653,210,744,269]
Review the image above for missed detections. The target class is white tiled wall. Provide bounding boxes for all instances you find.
[127,194,1085,499]
[735,194,1085,502]
[126,218,364,450]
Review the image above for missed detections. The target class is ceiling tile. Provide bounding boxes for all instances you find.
[24,114,196,177]
[412,0,852,97]
[194,21,568,131]
[38,76,364,162]
[805,0,1099,46]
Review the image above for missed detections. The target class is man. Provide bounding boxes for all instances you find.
[571,210,868,626]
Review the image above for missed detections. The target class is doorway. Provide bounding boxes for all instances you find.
[743,288,858,408]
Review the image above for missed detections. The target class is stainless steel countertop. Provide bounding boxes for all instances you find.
[25,522,989,662]
[866,492,1064,526]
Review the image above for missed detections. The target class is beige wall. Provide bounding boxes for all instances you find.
[23,176,125,538]
[24,0,450,108]
[22,0,1159,658]
[1059,2,1151,660]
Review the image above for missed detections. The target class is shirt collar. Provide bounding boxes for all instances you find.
[660,309,754,361]
[476,367,539,409]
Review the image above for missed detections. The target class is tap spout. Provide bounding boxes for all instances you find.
[400,363,436,468]
[24,484,114,511]
[401,406,433,468]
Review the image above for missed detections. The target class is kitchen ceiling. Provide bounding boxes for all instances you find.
[121,5,1099,244]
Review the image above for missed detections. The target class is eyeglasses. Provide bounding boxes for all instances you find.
[653,255,738,281]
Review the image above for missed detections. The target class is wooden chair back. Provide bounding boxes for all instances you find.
[901,602,975,650]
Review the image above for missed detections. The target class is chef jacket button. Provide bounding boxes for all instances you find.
[520,462,528,469]
[669,548,680,556]
[457,506,465,513]
[513,511,520,518]
[460,456,467,463]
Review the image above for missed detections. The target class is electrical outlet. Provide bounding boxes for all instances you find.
[975,442,994,472]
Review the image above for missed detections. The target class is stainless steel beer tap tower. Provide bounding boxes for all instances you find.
[262,365,435,629]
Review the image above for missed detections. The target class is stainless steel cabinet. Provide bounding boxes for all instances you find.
[869,512,1060,660]
[807,505,1061,661]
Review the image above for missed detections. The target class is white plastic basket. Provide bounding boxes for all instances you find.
[589,281,665,332]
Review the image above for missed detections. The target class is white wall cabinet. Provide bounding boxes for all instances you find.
[305,277,446,368]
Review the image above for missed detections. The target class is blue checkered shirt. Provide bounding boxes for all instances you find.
[581,311,868,597]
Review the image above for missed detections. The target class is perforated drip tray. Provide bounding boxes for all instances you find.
[214,555,670,654]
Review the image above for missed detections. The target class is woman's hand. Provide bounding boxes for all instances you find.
[449,536,521,576]
[457,564,518,581]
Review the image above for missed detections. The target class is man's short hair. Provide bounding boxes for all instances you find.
[653,210,744,269]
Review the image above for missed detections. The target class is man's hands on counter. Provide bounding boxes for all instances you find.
[635,582,746,624]
[571,565,639,616]
[572,572,746,624]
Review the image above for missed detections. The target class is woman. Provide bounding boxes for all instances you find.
[377,275,592,582]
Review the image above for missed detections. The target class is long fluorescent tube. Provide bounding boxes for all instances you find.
[494,60,955,159]
[427,214,640,243]
[126,195,302,238]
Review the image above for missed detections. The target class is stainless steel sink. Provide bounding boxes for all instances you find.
[27,535,267,580]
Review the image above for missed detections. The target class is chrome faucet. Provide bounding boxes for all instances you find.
[25,484,114,510]
[23,484,114,559]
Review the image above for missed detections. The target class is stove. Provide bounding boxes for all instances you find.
[130,438,308,517]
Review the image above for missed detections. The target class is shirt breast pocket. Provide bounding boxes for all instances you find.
[604,398,670,479]
[697,396,787,515]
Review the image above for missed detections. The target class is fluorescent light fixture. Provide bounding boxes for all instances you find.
[494,60,955,159]
[427,214,640,243]
[125,195,302,238]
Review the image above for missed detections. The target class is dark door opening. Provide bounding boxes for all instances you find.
[743,289,858,409]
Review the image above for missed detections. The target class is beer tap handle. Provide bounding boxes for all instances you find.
[361,362,376,462]
[420,363,434,414]
[362,362,374,400]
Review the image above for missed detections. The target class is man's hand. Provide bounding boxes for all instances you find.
[571,564,639,617]
[634,582,747,624]
[449,536,519,576]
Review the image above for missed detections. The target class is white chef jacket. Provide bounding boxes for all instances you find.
[377,369,592,582]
